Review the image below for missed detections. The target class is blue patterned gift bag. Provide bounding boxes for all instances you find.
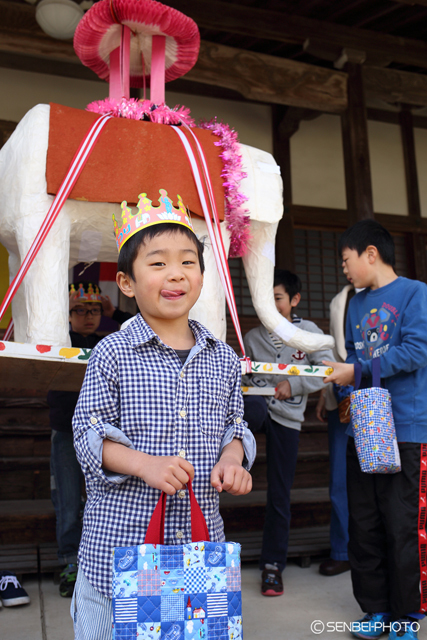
[350,357,401,474]
[112,480,243,640]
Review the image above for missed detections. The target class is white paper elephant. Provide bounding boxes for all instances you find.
[0,104,333,353]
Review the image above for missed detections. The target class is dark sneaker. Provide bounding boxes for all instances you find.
[261,567,283,596]
[0,572,30,606]
[352,612,392,639]
[59,563,77,597]
[388,617,419,639]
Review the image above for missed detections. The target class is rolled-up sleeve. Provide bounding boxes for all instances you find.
[73,342,133,486]
[219,356,256,470]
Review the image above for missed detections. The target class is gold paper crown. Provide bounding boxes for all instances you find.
[69,282,102,302]
[112,189,194,252]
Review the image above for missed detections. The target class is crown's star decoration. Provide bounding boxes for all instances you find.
[112,189,194,252]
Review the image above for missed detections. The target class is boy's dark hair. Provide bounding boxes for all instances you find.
[338,219,395,267]
[117,223,205,280]
[273,269,302,301]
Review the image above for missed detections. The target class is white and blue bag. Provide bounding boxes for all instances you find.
[350,357,401,474]
[112,480,242,640]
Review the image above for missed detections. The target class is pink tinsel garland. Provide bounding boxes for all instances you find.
[86,98,195,126]
[86,99,250,257]
[198,118,251,258]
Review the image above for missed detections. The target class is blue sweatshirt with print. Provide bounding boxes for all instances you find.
[345,276,427,443]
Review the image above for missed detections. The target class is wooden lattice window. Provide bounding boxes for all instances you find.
[228,229,411,327]
[294,229,410,321]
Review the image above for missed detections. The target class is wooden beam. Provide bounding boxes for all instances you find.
[4,2,427,112]
[0,5,348,113]
[289,203,427,236]
[167,0,427,71]
[186,41,347,112]
[364,66,427,107]
[341,63,374,224]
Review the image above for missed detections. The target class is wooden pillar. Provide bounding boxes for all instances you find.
[399,106,427,282]
[400,106,421,219]
[341,62,374,225]
[272,105,295,271]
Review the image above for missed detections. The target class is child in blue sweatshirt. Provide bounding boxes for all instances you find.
[324,220,427,640]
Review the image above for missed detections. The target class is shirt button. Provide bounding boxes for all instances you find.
[179,410,187,418]
[90,417,98,425]
[180,371,185,378]
[178,490,186,499]
[176,531,184,539]
[236,417,242,424]
[179,450,186,458]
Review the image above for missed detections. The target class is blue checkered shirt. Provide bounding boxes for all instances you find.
[73,315,255,597]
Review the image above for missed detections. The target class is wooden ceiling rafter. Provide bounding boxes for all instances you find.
[352,4,405,29]
[362,6,427,34]
[167,0,427,71]
[326,0,398,24]
[392,0,427,7]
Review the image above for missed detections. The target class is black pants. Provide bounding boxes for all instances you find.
[243,396,300,572]
[347,439,427,617]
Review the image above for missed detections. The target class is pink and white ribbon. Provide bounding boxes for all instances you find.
[0,113,112,324]
[109,25,131,101]
[3,318,14,341]
[170,124,249,368]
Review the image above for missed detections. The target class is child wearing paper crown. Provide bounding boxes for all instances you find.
[48,282,133,599]
[71,190,255,639]
[324,219,427,640]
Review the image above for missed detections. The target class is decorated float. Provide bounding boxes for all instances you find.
[0,0,334,391]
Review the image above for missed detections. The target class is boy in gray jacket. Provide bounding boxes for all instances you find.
[243,269,333,596]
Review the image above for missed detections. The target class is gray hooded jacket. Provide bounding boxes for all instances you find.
[243,317,334,430]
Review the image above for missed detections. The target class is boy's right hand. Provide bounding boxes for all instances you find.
[69,291,80,311]
[141,455,195,496]
[101,441,194,495]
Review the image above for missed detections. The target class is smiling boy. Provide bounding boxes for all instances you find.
[324,220,427,640]
[71,191,255,639]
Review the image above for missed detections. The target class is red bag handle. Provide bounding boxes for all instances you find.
[144,479,210,544]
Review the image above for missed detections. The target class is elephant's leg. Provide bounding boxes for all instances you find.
[19,208,71,347]
[8,251,28,343]
[242,220,335,353]
[189,218,230,342]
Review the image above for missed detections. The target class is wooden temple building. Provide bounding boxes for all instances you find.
[2,0,427,572]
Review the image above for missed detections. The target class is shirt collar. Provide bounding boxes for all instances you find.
[125,314,218,351]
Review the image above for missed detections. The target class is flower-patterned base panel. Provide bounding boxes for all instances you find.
[112,541,242,640]
[351,387,401,474]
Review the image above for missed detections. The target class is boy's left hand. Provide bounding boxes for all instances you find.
[323,360,355,386]
[211,454,252,496]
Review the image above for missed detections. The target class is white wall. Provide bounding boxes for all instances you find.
[368,120,407,216]
[290,114,347,210]
[290,113,410,216]
[0,68,108,122]
[0,68,273,153]
[166,91,273,154]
